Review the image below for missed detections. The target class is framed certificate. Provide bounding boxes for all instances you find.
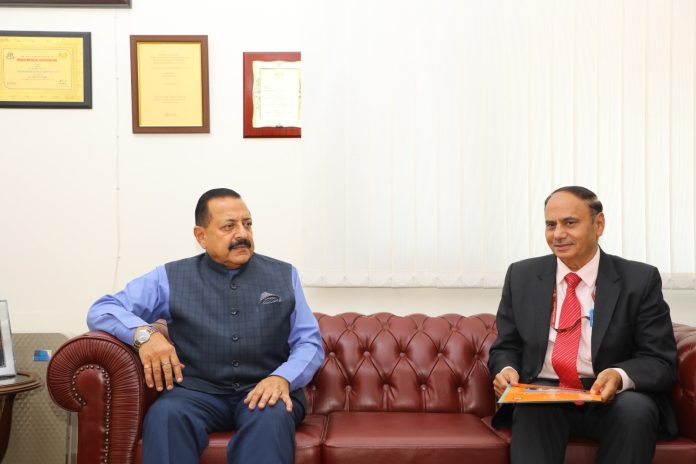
[0,31,92,108]
[0,0,130,6]
[243,52,301,138]
[130,35,210,134]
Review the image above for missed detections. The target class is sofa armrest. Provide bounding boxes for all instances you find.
[673,323,696,441]
[47,331,158,464]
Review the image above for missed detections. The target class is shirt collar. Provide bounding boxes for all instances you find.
[556,248,600,288]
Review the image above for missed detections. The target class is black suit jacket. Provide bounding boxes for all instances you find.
[488,250,678,436]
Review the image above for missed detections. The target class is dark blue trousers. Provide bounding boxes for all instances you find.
[142,386,305,464]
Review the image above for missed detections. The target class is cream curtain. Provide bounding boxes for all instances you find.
[300,0,696,288]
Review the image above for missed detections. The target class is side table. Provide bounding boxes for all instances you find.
[0,372,41,462]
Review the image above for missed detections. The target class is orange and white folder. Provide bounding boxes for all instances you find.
[498,383,602,404]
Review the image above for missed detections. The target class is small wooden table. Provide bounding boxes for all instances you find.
[0,372,41,462]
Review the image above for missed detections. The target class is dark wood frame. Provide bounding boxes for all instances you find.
[0,31,92,108]
[243,51,301,138]
[0,0,130,6]
[130,35,210,134]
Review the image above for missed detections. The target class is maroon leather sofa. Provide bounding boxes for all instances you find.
[47,313,696,464]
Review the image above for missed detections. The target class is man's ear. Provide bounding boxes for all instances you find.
[193,226,207,249]
[594,212,605,238]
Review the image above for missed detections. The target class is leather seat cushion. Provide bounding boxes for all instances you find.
[139,414,326,464]
[323,411,508,464]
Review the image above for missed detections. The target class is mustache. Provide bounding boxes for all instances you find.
[228,239,252,251]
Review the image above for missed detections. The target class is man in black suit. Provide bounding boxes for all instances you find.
[488,186,677,464]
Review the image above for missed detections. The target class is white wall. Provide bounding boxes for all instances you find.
[0,1,310,334]
[0,1,695,336]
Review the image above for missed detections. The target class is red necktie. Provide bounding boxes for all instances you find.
[551,272,584,390]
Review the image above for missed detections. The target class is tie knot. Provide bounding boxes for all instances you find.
[564,272,581,288]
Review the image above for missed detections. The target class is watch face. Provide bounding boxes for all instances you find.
[136,329,151,343]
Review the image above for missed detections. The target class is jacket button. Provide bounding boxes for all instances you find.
[232,360,240,367]
[232,335,240,341]
[230,309,239,315]
[234,382,240,389]
[229,282,237,290]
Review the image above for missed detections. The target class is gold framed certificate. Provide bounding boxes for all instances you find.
[0,31,92,108]
[0,0,129,5]
[130,35,210,134]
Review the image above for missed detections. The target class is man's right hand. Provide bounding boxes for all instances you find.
[137,330,184,391]
[493,367,519,397]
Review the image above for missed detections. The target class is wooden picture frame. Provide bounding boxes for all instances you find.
[0,301,17,378]
[0,0,130,6]
[0,31,92,108]
[243,52,301,138]
[130,35,210,134]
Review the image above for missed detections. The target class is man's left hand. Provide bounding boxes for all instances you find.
[244,375,292,412]
[590,369,623,403]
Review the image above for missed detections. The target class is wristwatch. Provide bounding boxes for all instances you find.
[133,326,158,351]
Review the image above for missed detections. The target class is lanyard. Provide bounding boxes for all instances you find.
[549,284,596,330]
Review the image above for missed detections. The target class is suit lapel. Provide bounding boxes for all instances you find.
[591,250,620,361]
[534,255,557,351]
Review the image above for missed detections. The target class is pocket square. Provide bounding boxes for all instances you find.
[259,292,281,304]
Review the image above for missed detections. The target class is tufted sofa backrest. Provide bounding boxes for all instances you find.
[305,312,498,418]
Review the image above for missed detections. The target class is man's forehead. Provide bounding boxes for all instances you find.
[219,211,251,219]
[209,198,251,219]
[216,208,251,220]
[545,214,579,222]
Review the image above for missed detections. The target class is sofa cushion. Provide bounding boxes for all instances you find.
[323,411,508,464]
[137,414,326,464]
